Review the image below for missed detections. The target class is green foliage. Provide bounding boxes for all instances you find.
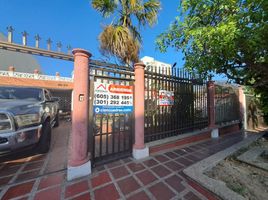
[157,0,268,121]
[92,0,161,65]
[255,88,268,124]
[156,0,268,88]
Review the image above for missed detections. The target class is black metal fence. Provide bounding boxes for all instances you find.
[215,84,240,124]
[144,67,208,142]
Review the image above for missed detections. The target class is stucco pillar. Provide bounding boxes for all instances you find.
[34,69,39,79]
[55,72,60,80]
[207,81,218,138]
[238,86,246,130]
[67,48,92,181]
[8,66,15,76]
[133,63,149,159]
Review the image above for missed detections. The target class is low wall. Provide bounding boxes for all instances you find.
[219,123,240,136]
[149,130,211,154]
[149,122,241,154]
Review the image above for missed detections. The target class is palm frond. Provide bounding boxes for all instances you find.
[92,0,160,65]
[135,0,161,27]
[99,25,140,64]
[92,0,119,17]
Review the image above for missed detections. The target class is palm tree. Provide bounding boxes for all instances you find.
[91,0,161,66]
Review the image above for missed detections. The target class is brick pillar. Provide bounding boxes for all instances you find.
[133,62,149,159]
[238,86,246,130]
[207,81,218,138]
[67,48,92,181]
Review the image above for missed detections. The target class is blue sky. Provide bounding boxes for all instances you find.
[0,0,184,77]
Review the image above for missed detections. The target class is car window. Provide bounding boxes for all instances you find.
[0,87,43,101]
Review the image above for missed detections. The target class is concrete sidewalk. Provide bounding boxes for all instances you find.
[0,131,254,200]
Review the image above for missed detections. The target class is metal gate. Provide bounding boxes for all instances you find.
[89,65,135,165]
[144,67,208,142]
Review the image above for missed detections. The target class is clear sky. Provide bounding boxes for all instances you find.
[0,0,183,77]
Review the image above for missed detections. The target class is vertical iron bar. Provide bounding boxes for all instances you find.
[112,113,115,153]
[88,78,95,162]
[118,113,121,152]
[106,114,109,155]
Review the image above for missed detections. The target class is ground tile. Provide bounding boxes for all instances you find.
[143,158,158,167]
[127,191,150,200]
[15,169,40,182]
[17,196,29,200]
[71,192,91,200]
[127,162,145,173]
[2,180,35,200]
[94,184,120,200]
[122,157,132,164]
[0,165,21,177]
[135,170,157,186]
[174,149,188,156]
[106,160,122,169]
[151,165,171,178]
[184,191,202,200]
[176,157,193,166]
[91,171,111,188]
[38,173,64,190]
[110,166,129,179]
[154,154,169,163]
[65,180,89,198]
[34,186,61,200]
[164,161,184,171]
[183,147,195,153]
[164,152,178,159]
[93,165,105,172]
[165,175,185,192]
[149,182,175,200]
[185,154,200,162]
[117,176,140,195]
[0,176,12,188]
[23,161,44,172]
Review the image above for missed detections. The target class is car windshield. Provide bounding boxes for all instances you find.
[0,87,43,101]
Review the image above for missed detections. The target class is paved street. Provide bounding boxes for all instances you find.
[0,125,251,200]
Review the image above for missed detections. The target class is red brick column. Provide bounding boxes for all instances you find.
[207,81,216,128]
[207,81,218,137]
[133,63,149,159]
[238,86,246,129]
[68,48,92,181]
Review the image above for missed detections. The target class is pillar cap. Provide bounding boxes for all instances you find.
[8,66,15,71]
[207,80,215,86]
[72,48,92,58]
[134,62,146,70]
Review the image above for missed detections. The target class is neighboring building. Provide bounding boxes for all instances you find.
[141,56,172,75]
[0,33,42,73]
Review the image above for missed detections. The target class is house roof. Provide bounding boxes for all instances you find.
[0,33,42,73]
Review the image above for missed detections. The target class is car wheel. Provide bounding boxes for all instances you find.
[38,121,51,154]
[54,112,60,127]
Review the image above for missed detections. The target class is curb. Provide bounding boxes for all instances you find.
[183,131,265,200]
